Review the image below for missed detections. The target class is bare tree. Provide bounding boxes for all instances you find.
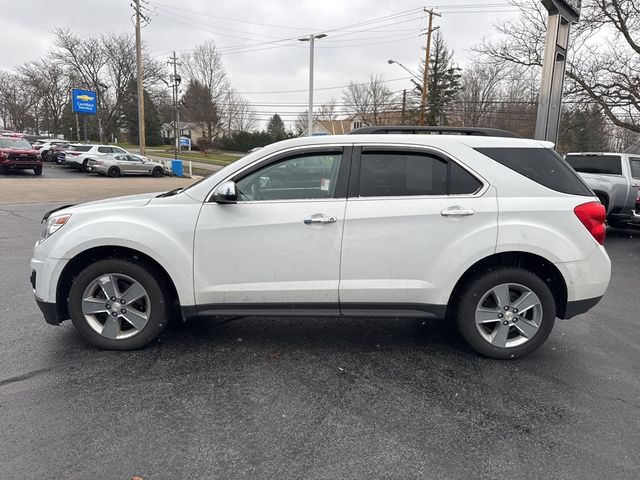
[221,89,256,134]
[456,62,504,127]
[51,28,162,142]
[0,71,36,132]
[181,40,230,103]
[342,75,398,125]
[476,0,640,134]
[19,57,69,136]
[294,99,340,135]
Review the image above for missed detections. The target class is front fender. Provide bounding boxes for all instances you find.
[44,201,200,307]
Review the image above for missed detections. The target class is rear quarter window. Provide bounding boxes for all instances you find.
[629,157,640,180]
[475,147,592,196]
[68,145,91,152]
[565,154,623,175]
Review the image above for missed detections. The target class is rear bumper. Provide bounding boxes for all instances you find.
[563,296,603,319]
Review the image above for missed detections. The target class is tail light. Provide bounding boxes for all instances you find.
[574,201,606,245]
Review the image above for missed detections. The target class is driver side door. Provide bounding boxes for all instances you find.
[193,146,352,315]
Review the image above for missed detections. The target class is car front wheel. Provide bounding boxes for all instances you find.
[68,259,171,350]
[108,166,120,177]
[454,267,556,359]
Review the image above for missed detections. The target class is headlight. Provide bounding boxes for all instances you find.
[41,214,71,242]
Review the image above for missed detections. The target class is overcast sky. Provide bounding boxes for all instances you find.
[1,0,519,126]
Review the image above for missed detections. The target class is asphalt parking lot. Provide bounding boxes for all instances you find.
[1,180,639,479]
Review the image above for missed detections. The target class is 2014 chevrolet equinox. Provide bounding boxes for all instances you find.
[31,128,610,359]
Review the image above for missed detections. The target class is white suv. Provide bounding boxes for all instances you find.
[31,128,611,359]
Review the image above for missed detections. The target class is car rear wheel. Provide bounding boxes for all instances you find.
[33,166,42,176]
[81,160,90,172]
[68,259,171,350]
[152,166,164,177]
[108,166,120,177]
[454,267,556,359]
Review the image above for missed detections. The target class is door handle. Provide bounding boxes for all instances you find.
[303,215,337,225]
[441,206,475,217]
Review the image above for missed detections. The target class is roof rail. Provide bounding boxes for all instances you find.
[348,126,521,138]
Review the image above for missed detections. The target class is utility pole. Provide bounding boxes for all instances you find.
[401,89,407,125]
[133,0,146,155]
[419,9,441,126]
[168,52,182,160]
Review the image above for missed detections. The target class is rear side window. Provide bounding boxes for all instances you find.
[358,150,481,197]
[565,154,623,175]
[98,146,111,153]
[476,147,592,196]
[629,157,640,179]
[68,145,91,152]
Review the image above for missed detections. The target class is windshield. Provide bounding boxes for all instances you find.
[0,138,33,149]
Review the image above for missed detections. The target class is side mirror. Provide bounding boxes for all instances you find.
[212,180,238,204]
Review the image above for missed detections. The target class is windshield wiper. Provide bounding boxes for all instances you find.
[157,188,183,198]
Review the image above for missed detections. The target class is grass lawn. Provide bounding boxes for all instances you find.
[116,143,243,165]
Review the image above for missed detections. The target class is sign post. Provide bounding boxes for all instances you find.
[535,1,581,143]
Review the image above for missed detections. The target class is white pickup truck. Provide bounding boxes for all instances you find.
[565,152,640,227]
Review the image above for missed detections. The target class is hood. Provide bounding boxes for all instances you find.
[46,191,162,218]
[0,147,38,155]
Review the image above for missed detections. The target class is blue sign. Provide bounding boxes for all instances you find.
[179,137,190,147]
[71,88,97,115]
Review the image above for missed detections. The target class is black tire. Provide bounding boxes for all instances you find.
[108,166,120,177]
[33,166,43,176]
[454,267,556,359]
[0,166,8,175]
[81,159,89,172]
[68,259,171,350]
[152,166,164,177]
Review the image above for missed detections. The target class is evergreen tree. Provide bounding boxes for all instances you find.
[416,31,462,125]
[123,80,163,146]
[182,79,219,140]
[267,114,287,141]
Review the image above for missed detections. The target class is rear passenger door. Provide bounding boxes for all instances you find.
[339,145,498,316]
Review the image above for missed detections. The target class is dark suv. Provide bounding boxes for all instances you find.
[0,137,42,175]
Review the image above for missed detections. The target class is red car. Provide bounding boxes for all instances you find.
[0,136,42,175]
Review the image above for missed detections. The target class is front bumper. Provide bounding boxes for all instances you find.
[35,296,62,325]
[1,162,42,170]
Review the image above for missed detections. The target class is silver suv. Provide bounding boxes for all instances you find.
[63,144,133,172]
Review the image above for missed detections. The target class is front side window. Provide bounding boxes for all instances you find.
[357,150,481,197]
[113,147,127,154]
[236,152,343,201]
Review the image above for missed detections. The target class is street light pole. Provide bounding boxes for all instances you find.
[299,33,327,136]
